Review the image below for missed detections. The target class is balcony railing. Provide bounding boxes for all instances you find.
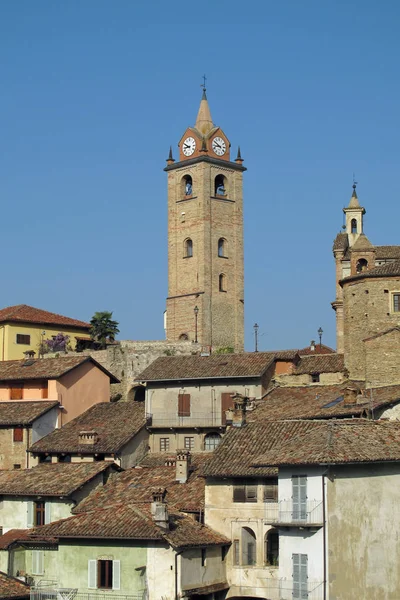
[146,412,224,427]
[264,499,323,526]
[233,578,324,600]
[30,585,146,600]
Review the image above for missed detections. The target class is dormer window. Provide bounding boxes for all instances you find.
[351,218,357,234]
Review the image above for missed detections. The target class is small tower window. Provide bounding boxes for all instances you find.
[219,273,226,292]
[218,238,226,257]
[265,529,279,566]
[351,218,357,234]
[356,258,368,273]
[182,175,193,197]
[184,238,193,258]
[215,175,227,196]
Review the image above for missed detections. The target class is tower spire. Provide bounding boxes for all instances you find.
[195,79,213,136]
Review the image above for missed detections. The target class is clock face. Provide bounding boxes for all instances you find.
[212,136,226,156]
[182,137,196,156]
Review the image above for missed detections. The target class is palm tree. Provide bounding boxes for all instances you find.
[90,311,120,349]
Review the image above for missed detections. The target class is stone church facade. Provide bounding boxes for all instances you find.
[164,90,246,351]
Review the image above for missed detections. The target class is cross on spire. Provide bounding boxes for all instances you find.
[201,74,207,91]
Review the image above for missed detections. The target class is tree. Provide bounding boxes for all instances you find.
[45,332,70,353]
[90,311,120,349]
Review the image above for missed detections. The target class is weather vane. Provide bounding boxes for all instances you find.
[353,172,358,190]
[201,74,207,91]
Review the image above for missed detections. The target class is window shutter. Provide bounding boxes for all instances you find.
[88,560,97,589]
[233,540,240,566]
[112,560,121,590]
[27,501,33,528]
[233,485,246,502]
[178,394,191,417]
[246,485,258,502]
[221,392,233,425]
[45,502,51,524]
[264,479,278,502]
[32,551,37,575]
[32,550,44,575]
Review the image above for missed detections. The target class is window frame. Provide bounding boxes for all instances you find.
[219,273,227,292]
[311,373,320,383]
[13,427,24,443]
[160,437,170,452]
[98,559,113,590]
[265,529,279,566]
[184,238,193,258]
[204,432,221,451]
[16,334,31,345]
[233,481,258,503]
[184,436,194,450]
[392,292,400,313]
[263,478,278,503]
[34,501,46,527]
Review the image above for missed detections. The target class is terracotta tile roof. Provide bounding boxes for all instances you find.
[0,401,58,426]
[297,344,336,356]
[333,232,348,252]
[0,529,56,550]
[342,259,400,283]
[250,383,400,421]
[203,421,320,477]
[30,401,145,454]
[294,354,345,375]
[75,461,205,514]
[253,420,400,466]
[0,304,90,329]
[136,352,293,382]
[0,462,115,497]
[139,452,211,474]
[30,504,229,550]
[375,245,400,260]
[0,356,119,383]
[0,572,29,599]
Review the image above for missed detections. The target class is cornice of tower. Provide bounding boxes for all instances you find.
[164,154,247,173]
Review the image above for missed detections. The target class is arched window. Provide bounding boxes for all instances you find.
[356,258,368,273]
[182,175,193,197]
[219,273,226,292]
[204,433,222,451]
[215,175,227,196]
[218,238,226,257]
[265,529,279,566]
[351,219,357,234]
[179,333,189,341]
[127,385,145,402]
[241,527,256,566]
[184,238,193,258]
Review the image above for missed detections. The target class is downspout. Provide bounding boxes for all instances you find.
[322,473,327,600]
[26,427,30,469]
[174,550,183,600]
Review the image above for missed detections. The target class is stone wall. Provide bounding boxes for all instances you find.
[365,328,400,387]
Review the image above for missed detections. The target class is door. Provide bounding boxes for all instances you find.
[292,475,307,521]
[292,553,308,599]
[221,392,234,425]
[10,384,23,400]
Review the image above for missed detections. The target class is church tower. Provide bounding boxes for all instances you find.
[164,89,245,351]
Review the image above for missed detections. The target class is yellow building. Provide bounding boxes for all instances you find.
[0,304,91,360]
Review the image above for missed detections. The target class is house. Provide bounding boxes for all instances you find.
[0,304,91,360]
[274,353,345,386]
[0,571,29,600]
[29,400,148,468]
[136,351,299,453]
[0,462,118,534]
[0,355,119,424]
[0,401,59,470]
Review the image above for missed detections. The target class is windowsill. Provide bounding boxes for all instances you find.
[183,256,193,259]
[219,290,227,293]
[211,195,235,202]
[218,255,229,259]
[177,196,197,203]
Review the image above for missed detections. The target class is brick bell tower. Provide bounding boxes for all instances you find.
[164,87,246,351]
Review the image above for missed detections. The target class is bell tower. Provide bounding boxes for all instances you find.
[164,88,245,351]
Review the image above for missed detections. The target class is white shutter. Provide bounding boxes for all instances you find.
[45,502,51,524]
[88,560,97,589]
[27,501,34,528]
[112,560,121,590]
[32,550,44,575]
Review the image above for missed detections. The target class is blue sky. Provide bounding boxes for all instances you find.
[1,1,400,351]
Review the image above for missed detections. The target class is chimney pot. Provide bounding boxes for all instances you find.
[176,449,191,483]
[79,430,99,445]
[151,487,169,530]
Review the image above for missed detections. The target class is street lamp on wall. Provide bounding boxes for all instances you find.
[318,327,323,349]
[253,323,259,352]
[194,306,199,344]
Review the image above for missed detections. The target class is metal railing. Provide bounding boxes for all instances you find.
[264,499,323,525]
[278,579,324,599]
[146,412,224,427]
[30,585,146,600]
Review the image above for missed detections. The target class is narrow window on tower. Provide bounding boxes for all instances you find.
[219,273,226,292]
[215,175,227,196]
[351,218,357,234]
[182,174,193,197]
[218,238,226,257]
[184,238,193,258]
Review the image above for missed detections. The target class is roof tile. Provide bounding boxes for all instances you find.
[0,304,90,329]
[0,572,29,599]
[0,356,119,383]
[0,401,58,425]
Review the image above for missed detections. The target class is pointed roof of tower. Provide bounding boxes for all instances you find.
[348,183,361,208]
[351,233,375,251]
[195,89,214,136]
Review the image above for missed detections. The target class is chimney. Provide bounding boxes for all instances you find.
[310,340,316,352]
[151,487,169,530]
[176,450,191,483]
[227,393,248,427]
[343,385,360,406]
[164,458,176,467]
[79,430,99,445]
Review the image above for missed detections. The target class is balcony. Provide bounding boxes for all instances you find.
[264,500,323,528]
[31,587,146,600]
[146,412,224,428]
[230,577,324,600]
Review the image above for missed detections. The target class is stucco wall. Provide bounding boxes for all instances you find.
[181,546,226,592]
[327,463,400,600]
[31,407,59,444]
[1,497,73,533]
[2,323,89,361]
[119,425,149,469]
[276,372,345,386]
[0,427,29,470]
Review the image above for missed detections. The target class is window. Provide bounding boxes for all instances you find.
[393,293,400,313]
[214,174,227,196]
[13,464,21,470]
[16,334,30,345]
[160,438,170,452]
[233,539,240,566]
[183,174,193,197]
[10,385,23,400]
[184,437,194,450]
[292,475,307,521]
[13,427,23,442]
[265,529,279,566]
[58,455,71,463]
[204,433,221,451]
[32,550,44,575]
[241,527,256,566]
[311,373,320,383]
[39,455,51,463]
[201,548,207,567]
[293,553,308,598]
[88,559,120,591]
[263,478,278,502]
[34,501,46,526]
[218,238,226,257]
[233,482,258,503]
[351,218,357,234]
[356,258,368,273]
[184,238,193,258]
[219,273,226,292]
[178,393,191,416]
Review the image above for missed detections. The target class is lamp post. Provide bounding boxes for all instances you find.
[254,323,259,352]
[194,306,199,344]
[318,327,323,349]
